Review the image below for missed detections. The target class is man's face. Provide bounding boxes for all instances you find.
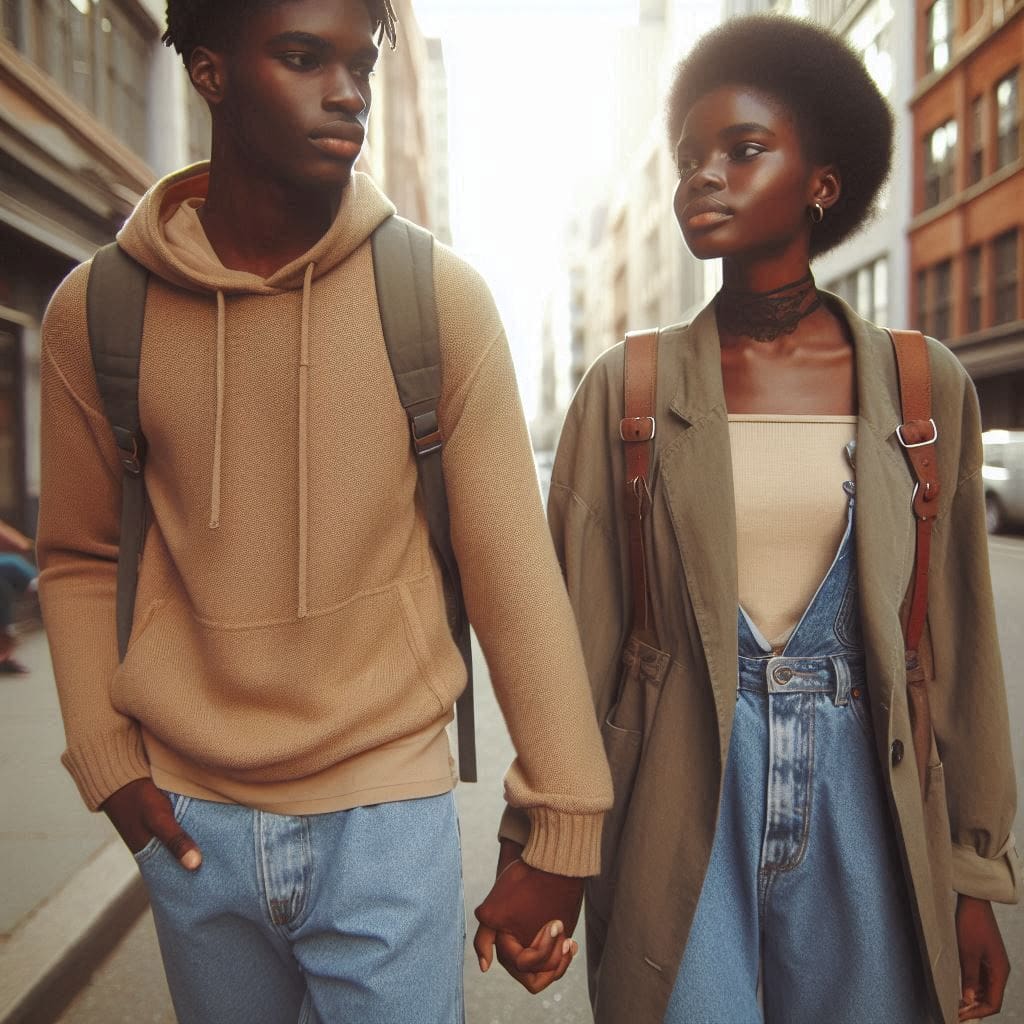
[212,0,378,192]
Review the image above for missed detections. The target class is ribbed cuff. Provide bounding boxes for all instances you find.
[521,807,605,877]
[61,727,151,810]
[952,835,1021,904]
[498,804,532,848]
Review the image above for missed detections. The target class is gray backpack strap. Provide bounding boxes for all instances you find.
[86,243,149,661]
[371,216,477,783]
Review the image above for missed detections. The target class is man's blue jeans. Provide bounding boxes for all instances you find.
[136,790,464,1024]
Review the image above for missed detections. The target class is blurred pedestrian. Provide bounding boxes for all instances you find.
[36,0,610,1020]
[0,518,36,674]
[539,15,1019,1024]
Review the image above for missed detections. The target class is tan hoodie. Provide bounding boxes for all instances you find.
[37,165,612,875]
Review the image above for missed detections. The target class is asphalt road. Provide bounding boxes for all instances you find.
[56,534,1024,1024]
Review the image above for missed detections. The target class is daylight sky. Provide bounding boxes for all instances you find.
[410,2,644,416]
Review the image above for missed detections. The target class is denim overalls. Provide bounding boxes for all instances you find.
[665,485,930,1024]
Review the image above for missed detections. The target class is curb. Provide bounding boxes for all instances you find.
[0,840,147,1024]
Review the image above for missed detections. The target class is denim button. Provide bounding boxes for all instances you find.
[891,740,905,765]
[774,667,794,684]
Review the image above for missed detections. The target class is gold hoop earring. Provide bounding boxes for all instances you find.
[810,203,825,224]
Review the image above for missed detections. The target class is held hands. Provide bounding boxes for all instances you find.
[957,895,1010,1020]
[101,778,202,870]
[473,838,584,994]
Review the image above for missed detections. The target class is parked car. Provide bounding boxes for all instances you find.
[982,429,1024,534]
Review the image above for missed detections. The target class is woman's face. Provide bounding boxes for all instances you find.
[673,85,828,264]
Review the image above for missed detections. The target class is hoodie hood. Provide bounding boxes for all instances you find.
[114,163,398,580]
[117,162,395,295]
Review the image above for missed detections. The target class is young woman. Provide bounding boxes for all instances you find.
[549,16,1019,1024]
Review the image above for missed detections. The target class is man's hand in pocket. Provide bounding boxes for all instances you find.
[102,778,202,870]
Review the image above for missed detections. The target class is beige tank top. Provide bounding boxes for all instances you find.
[729,415,857,648]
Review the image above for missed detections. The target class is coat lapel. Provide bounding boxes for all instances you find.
[656,304,740,741]
[830,296,915,725]
[654,295,917,740]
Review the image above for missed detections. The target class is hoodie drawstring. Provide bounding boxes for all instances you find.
[209,290,226,530]
[297,263,314,618]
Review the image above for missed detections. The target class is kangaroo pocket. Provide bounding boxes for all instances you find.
[110,574,464,783]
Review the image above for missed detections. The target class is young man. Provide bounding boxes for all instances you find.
[37,1,611,1020]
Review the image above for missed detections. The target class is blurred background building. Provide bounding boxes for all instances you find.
[0,0,450,536]
[531,0,1023,448]
[910,0,1023,427]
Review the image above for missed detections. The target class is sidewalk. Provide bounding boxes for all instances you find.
[0,630,146,1024]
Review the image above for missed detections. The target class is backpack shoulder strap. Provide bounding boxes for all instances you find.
[620,328,660,646]
[888,327,940,800]
[371,216,476,783]
[888,329,940,653]
[86,243,149,661]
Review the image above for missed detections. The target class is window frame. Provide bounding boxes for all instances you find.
[966,245,983,333]
[923,118,958,208]
[931,259,953,339]
[925,0,953,74]
[995,69,1020,170]
[993,230,1019,325]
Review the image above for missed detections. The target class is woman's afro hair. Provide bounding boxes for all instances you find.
[665,14,893,257]
[163,0,398,64]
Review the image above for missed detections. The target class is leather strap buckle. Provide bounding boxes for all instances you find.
[620,416,656,442]
[113,427,146,476]
[411,410,443,457]
[896,419,938,449]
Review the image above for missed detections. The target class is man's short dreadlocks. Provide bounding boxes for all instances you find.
[163,0,398,65]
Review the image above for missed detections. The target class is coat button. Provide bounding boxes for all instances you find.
[774,667,794,684]
[891,740,905,765]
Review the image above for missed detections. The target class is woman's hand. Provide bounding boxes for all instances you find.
[476,918,579,994]
[473,838,583,993]
[956,894,1010,1020]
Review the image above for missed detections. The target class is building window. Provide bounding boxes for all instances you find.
[0,324,24,527]
[828,256,888,324]
[2,0,20,44]
[932,260,952,339]
[995,70,1020,170]
[994,230,1019,325]
[923,120,958,207]
[925,0,952,74]
[849,0,894,97]
[23,0,156,156]
[966,246,983,333]
[970,95,985,184]
[31,0,96,111]
[872,256,889,326]
[102,3,152,154]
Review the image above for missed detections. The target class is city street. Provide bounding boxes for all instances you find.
[9,534,1022,1023]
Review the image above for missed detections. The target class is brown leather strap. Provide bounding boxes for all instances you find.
[621,329,659,643]
[889,330,939,656]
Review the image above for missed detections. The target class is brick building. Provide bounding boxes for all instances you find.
[911,0,1023,427]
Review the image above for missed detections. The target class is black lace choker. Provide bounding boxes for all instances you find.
[716,272,821,342]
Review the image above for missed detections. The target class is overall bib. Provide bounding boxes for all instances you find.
[666,485,929,1024]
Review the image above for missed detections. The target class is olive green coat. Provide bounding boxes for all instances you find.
[548,297,1019,1024]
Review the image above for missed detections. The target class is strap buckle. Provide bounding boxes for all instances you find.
[620,416,656,442]
[113,428,146,476]
[411,410,443,457]
[896,419,938,449]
